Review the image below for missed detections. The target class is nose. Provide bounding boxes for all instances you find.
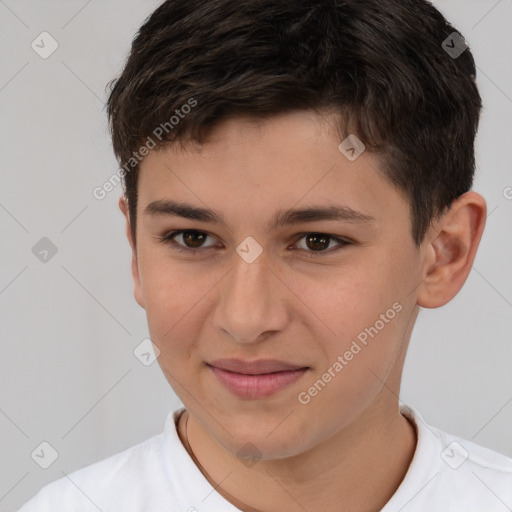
[212,249,289,344]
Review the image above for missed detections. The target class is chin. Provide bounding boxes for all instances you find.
[218,422,312,461]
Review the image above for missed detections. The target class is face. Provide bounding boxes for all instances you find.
[124,110,427,460]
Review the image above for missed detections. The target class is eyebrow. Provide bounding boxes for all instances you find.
[144,199,376,230]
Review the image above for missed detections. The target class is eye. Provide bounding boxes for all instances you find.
[158,230,352,256]
[158,230,219,252]
[292,233,351,256]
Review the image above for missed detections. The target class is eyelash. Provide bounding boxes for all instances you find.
[157,230,352,257]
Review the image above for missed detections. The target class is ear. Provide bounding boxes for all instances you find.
[118,196,145,309]
[417,191,487,308]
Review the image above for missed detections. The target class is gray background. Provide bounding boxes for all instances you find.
[0,1,511,511]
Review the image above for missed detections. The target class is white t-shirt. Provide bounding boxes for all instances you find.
[17,404,512,512]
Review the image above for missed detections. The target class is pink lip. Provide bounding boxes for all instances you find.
[209,358,306,374]
[208,359,309,399]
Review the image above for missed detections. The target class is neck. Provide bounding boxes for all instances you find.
[178,395,417,512]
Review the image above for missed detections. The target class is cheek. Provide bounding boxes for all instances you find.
[306,267,385,337]
[309,261,407,375]
[138,254,206,344]
[298,295,408,433]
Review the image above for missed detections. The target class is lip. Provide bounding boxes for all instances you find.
[208,359,309,399]
[209,358,306,374]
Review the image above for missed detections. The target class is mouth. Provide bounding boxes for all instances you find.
[207,358,309,399]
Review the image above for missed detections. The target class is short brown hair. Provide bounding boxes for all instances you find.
[106,0,482,247]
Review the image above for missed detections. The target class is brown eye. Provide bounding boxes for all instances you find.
[159,230,217,251]
[294,233,350,255]
[305,233,330,251]
[181,231,207,248]
[158,230,350,256]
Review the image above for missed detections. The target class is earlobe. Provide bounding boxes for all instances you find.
[416,192,487,309]
[118,196,146,309]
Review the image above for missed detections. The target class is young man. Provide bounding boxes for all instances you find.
[18,0,512,511]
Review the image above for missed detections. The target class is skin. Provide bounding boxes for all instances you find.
[119,110,486,512]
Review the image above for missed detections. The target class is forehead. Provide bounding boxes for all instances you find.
[136,111,409,233]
